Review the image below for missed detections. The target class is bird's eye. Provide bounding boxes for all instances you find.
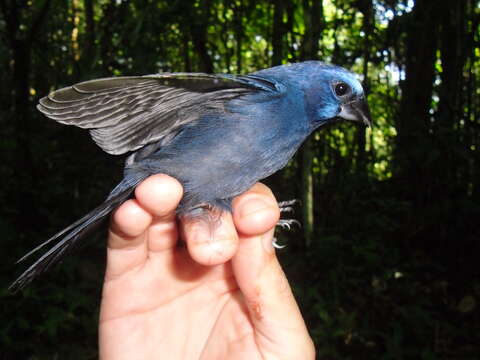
[334,82,350,97]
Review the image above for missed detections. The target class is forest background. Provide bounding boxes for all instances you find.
[0,0,479,358]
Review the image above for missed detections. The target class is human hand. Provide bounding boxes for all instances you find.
[99,174,315,359]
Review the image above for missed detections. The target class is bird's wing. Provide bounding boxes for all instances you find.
[37,73,284,155]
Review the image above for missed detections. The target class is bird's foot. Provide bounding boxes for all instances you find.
[276,199,301,230]
[278,199,300,214]
[272,200,301,249]
[277,218,301,230]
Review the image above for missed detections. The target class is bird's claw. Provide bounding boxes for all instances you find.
[272,237,287,249]
[276,218,301,230]
[279,206,294,213]
[272,199,301,249]
[278,199,300,213]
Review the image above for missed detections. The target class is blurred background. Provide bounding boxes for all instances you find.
[1,0,479,358]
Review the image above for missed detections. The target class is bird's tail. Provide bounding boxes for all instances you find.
[9,176,145,292]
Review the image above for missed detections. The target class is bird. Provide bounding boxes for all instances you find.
[10,61,371,291]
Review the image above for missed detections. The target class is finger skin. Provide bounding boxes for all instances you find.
[106,174,183,277]
[232,184,316,359]
[180,210,239,267]
[134,174,183,218]
[180,183,279,267]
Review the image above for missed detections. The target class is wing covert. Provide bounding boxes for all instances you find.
[37,73,283,155]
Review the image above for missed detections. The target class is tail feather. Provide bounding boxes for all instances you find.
[9,181,141,292]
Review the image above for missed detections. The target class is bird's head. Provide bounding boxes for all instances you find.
[262,61,372,130]
[303,62,372,129]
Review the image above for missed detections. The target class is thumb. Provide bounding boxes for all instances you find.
[231,184,315,359]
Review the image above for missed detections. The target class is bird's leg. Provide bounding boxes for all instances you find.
[273,199,301,249]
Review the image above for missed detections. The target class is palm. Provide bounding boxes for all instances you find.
[101,249,258,359]
[99,175,314,360]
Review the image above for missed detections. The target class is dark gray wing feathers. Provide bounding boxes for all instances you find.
[37,73,282,155]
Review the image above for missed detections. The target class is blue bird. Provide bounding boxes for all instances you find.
[10,61,371,291]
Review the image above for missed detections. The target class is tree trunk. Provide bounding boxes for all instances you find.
[189,0,214,73]
[271,0,285,66]
[233,0,243,73]
[301,138,315,247]
[356,0,373,178]
[183,32,192,72]
[299,0,324,248]
[83,0,96,67]
[394,0,440,206]
[0,0,51,227]
[436,0,468,193]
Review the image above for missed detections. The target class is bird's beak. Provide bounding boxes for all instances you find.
[338,97,372,127]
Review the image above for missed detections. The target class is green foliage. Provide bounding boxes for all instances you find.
[1,0,479,358]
